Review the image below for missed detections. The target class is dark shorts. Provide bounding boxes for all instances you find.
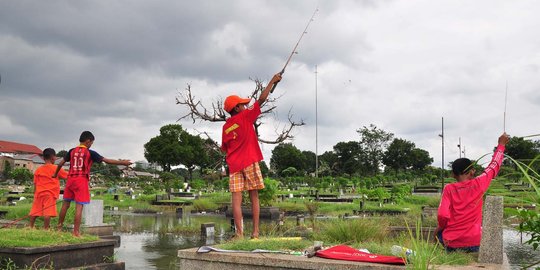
[63,177,90,205]
[437,230,479,253]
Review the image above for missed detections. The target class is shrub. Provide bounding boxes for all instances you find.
[192,198,218,212]
[259,178,279,206]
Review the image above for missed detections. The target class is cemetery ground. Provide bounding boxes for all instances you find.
[0,176,537,269]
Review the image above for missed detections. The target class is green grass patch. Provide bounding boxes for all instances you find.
[217,237,311,252]
[0,228,98,248]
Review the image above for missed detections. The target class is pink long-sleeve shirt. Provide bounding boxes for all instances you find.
[437,144,505,248]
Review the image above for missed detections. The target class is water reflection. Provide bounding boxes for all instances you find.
[112,213,230,270]
[504,229,540,269]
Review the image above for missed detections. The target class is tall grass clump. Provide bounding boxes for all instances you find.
[319,218,388,244]
[403,219,439,270]
[192,198,218,212]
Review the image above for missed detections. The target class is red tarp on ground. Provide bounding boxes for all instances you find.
[315,245,406,265]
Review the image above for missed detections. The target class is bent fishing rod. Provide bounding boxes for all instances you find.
[270,7,319,93]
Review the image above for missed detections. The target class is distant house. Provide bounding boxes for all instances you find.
[0,140,42,175]
[121,168,158,179]
[0,140,42,157]
[13,154,45,173]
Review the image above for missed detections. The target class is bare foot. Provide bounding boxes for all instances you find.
[250,234,259,239]
[72,231,81,237]
[56,224,63,231]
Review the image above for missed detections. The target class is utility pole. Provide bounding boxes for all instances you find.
[315,65,319,179]
[438,117,445,191]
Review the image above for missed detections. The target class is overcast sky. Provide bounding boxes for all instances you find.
[1,0,539,169]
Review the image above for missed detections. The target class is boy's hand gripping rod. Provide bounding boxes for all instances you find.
[270,7,319,93]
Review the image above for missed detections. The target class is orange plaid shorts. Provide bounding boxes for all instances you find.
[229,162,265,192]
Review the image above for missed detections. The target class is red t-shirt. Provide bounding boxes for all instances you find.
[221,100,263,173]
[437,144,505,248]
[34,164,68,199]
[65,145,103,179]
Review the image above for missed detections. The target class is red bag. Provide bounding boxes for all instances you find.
[315,245,405,265]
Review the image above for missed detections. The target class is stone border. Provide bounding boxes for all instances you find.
[178,248,405,270]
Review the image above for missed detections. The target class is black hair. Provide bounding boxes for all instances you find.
[452,158,473,176]
[42,148,56,160]
[79,131,95,142]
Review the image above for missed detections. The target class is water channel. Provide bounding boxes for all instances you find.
[109,212,540,270]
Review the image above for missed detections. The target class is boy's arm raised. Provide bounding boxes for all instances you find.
[258,73,282,106]
[102,158,132,166]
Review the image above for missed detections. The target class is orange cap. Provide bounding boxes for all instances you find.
[224,95,251,113]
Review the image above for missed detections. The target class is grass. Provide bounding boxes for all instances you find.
[0,228,98,248]
[317,218,389,244]
[217,237,311,252]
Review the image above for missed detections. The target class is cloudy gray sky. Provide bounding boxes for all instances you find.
[1,0,539,169]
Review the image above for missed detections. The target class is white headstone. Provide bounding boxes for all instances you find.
[83,200,104,226]
[289,194,294,198]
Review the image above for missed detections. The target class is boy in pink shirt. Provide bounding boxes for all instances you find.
[436,133,509,252]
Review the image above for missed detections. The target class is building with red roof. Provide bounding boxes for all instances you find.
[0,140,42,157]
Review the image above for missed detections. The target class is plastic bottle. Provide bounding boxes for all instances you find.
[390,245,414,260]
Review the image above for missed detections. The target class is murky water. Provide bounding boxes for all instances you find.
[504,229,540,269]
[111,213,230,270]
[110,213,540,270]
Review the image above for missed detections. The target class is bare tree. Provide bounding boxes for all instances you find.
[176,78,304,144]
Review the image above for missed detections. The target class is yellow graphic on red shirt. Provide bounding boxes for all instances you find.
[225,123,239,135]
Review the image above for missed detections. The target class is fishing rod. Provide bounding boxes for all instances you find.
[270,6,319,93]
[504,81,508,133]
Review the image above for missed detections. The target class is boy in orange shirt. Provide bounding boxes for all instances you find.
[29,148,68,229]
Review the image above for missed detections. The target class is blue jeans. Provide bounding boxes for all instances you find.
[437,230,480,253]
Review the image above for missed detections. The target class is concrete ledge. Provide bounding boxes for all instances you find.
[0,239,120,269]
[178,248,405,270]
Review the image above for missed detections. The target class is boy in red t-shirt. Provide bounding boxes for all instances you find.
[53,131,132,237]
[221,73,282,239]
[29,148,68,229]
[436,133,509,252]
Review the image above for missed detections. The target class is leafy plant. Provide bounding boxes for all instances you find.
[259,178,279,206]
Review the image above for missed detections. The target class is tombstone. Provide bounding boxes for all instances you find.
[201,223,215,238]
[131,195,136,200]
[316,190,320,200]
[339,189,344,196]
[155,195,162,201]
[83,200,104,226]
[479,196,504,264]
[113,206,119,211]
[176,208,183,217]
[289,194,294,199]
[296,215,305,226]
[170,188,175,193]
[359,200,364,210]
[113,194,119,201]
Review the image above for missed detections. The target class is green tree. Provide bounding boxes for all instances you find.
[383,138,415,171]
[9,167,33,184]
[333,141,361,177]
[505,137,540,165]
[3,160,12,179]
[410,148,433,170]
[357,124,394,175]
[302,150,317,175]
[270,143,306,176]
[318,151,338,176]
[144,124,209,179]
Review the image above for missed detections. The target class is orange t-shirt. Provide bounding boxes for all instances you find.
[34,164,68,198]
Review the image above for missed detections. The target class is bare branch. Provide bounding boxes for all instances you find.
[176,79,304,144]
